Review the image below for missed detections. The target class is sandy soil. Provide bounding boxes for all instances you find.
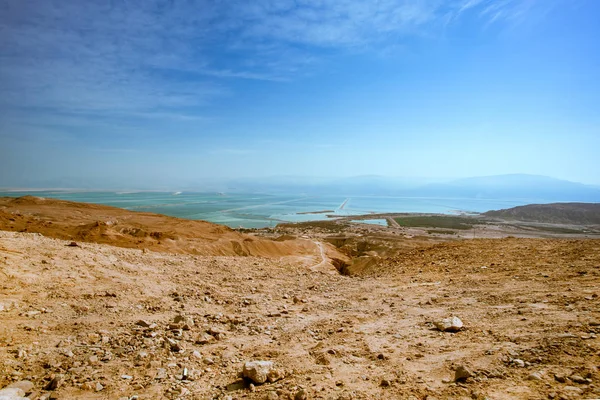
[1,228,599,400]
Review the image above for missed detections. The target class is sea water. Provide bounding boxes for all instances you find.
[0,191,530,228]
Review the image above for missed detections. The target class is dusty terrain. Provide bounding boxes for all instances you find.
[0,196,322,259]
[1,198,600,400]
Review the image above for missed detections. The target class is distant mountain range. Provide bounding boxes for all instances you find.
[2,174,600,203]
[224,174,600,202]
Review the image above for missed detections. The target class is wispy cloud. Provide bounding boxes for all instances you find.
[0,0,557,131]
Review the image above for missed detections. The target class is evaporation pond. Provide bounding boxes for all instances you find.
[351,219,388,226]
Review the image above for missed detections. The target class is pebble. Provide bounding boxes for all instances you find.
[435,316,463,332]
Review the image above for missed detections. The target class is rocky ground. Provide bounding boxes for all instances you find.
[1,229,599,400]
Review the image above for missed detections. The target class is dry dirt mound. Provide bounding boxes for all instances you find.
[1,231,599,399]
[0,196,325,258]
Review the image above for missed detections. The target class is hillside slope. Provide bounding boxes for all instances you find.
[0,196,321,258]
[484,202,600,225]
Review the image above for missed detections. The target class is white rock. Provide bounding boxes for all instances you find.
[435,316,463,332]
[243,361,274,384]
[5,381,33,394]
[0,388,28,400]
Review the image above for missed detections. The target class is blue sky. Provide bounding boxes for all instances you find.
[1,0,599,188]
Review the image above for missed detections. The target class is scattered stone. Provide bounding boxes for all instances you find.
[264,391,279,400]
[95,382,104,392]
[207,327,226,340]
[528,371,544,381]
[569,374,587,384]
[435,316,463,332]
[5,381,33,394]
[45,375,63,390]
[380,379,391,387]
[267,368,285,383]
[243,361,274,384]
[135,319,152,327]
[166,337,184,352]
[454,365,473,381]
[554,373,567,383]
[156,368,167,380]
[562,386,583,395]
[81,382,95,391]
[294,389,308,400]
[0,388,28,400]
[511,359,525,368]
[121,375,133,380]
[196,333,215,345]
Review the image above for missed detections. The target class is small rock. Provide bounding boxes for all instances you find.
[454,365,473,381]
[294,389,308,400]
[562,386,583,395]
[121,375,133,380]
[267,368,285,383]
[569,374,587,384]
[243,361,274,384]
[380,379,391,387]
[135,319,152,327]
[528,371,543,381]
[156,368,167,380]
[196,333,215,345]
[554,373,567,383]
[95,382,104,392]
[264,391,279,400]
[511,359,525,368]
[435,316,463,332]
[45,375,63,390]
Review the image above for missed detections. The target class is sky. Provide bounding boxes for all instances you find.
[0,0,599,189]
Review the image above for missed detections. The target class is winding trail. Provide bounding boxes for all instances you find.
[309,240,332,272]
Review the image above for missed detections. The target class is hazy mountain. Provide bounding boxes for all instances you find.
[413,174,600,202]
[3,174,599,203]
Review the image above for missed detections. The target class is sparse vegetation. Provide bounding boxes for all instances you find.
[394,215,483,230]
[427,229,456,235]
